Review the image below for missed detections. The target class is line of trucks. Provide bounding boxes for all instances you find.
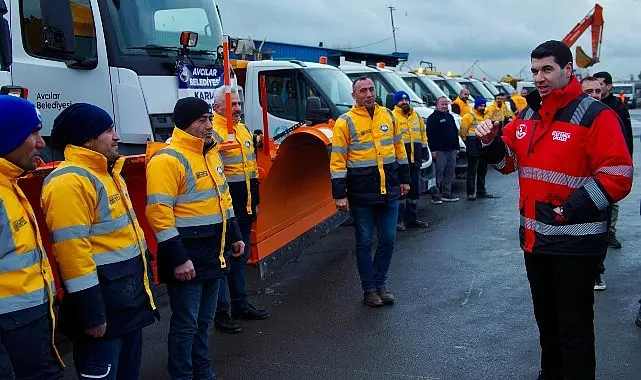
[0,0,519,289]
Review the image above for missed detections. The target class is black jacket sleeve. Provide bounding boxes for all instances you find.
[615,104,633,157]
[425,114,439,152]
[451,103,461,115]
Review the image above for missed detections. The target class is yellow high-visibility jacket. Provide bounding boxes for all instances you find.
[393,106,428,165]
[212,114,259,222]
[460,109,487,138]
[485,102,515,122]
[41,145,156,338]
[452,97,470,116]
[511,93,528,111]
[0,158,63,365]
[330,104,410,205]
[145,127,242,282]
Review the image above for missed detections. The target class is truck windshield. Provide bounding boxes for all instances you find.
[379,71,424,105]
[104,0,223,56]
[612,85,633,95]
[306,68,355,114]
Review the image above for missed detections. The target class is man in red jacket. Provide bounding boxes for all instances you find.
[477,40,633,380]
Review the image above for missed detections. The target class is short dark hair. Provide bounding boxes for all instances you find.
[580,76,599,85]
[531,40,573,68]
[352,76,372,90]
[593,71,612,85]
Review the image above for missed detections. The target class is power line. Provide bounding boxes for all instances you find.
[344,36,394,50]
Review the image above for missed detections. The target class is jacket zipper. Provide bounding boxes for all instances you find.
[527,123,537,157]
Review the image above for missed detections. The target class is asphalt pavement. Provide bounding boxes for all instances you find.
[62,109,641,379]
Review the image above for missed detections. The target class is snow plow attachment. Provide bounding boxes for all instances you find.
[251,125,348,278]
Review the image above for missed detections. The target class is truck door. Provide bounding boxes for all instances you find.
[11,0,113,138]
[258,69,306,142]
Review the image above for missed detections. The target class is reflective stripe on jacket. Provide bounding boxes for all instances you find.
[460,109,486,137]
[392,106,428,164]
[41,146,156,339]
[145,127,241,282]
[330,104,410,205]
[212,114,259,219]
[0,158,62,365]
[481,77,633,256]
[485,102,515,122]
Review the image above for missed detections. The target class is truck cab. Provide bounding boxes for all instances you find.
[456,78,494,102]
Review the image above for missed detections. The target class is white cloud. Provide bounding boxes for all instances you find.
[217,0,641,81]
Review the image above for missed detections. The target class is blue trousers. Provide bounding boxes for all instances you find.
[351,200,399,292]
[217,222,252,312]
[72,328,143,380]
[167,279,221,380]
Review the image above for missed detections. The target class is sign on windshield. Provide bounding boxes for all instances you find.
[177,63,224,104]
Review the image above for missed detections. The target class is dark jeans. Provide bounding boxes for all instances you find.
[167,279,221,380]
[524,253,600,380]
[217,221,252,312]
[398,165,420,223]
[352,200,399,292]
[73,328,143,380]
[466,154,487,196]
[0,306,63,380]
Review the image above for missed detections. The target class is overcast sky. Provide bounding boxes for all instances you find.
[217,0,640,82]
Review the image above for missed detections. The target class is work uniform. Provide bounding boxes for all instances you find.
[41,145,157,379]
[212,114,265,318]
[392,106,427,224]
[451,96,470,116]
[511,93,528,111]
[0,158,63,380]
[485,101,515,131]
[330,104,409,293]
[146,126,242,380]
[461,109,489,197]
[481,77,633,379]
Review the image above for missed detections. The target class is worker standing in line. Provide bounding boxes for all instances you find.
[593,71,633,251]
[42,103,158,380]
[451,88,471,116]
[0,96,64,380]
[478,40,633,380]
[485,92,515,132]
[145,97,245,380]
[330,76,410,308]
[211,86,269,335]
[460,98,495,200]
[392,90,429,231]
[618,90,626,104]
[511,89,528,112]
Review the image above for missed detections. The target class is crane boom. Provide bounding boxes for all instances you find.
[561,4,604,68]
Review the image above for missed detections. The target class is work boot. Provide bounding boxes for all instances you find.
[609,235,622,249]
[441,194,460,202]
[408,219,429,228]
[231,304,270,320]
[396,221,406,231]
[363,291,383,307]
[214,311,242,334]
[377,288,395,305]
[477,193,497,199]
[635,305,641,328]
[431,197,443,204]
[467,195,476,201]
[594,275,606,291]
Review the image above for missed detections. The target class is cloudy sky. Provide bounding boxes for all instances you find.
[217,0,640,82]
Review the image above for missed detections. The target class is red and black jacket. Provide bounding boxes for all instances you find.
[481,77,633,256]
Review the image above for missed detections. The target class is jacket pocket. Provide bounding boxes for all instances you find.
[97,256,144,312]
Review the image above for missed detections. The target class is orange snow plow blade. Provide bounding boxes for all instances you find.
[250,125,348,277]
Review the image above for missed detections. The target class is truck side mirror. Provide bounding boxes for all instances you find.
[40,0,76,54]
[0,1,10,70]
[305,96,330,126]
[385,93,395,110]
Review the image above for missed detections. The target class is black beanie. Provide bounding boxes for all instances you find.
[173,97,211,130]
[51,103,114,149]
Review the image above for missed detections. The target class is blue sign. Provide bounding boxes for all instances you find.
[177,63,224,104]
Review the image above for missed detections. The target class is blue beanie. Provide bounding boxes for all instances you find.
[393,91,410,105]
[51,103,114,149]
[0,95,42,156]
[474,97,487,108]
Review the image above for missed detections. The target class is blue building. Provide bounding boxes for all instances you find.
[229,38,409,67]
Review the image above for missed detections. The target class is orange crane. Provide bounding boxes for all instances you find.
[562,3,604,68]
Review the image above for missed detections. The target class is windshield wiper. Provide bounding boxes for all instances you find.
[126,45,178,56]
[190,49,219,57]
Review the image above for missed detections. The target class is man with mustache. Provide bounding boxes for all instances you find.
[451,88,471,116]
[211,87,269,334]
[42,103,158,380]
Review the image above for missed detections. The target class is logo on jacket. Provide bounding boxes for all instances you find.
[196,171,209,179]
[12,217,27,233]
[380,125,389,132]
[217,166,224,175]
[552,131,571,142]
[245,141,251,148]
[108,194,121,205]
[412,120,418,125]
[516,124,527,140]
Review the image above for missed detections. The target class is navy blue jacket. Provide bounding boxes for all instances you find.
[426,111,459,152]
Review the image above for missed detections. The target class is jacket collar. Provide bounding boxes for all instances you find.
[526,75,583,113]
[212,113,239,144]
[169,127,208,154]
[0,157,27,182]
[393,105,414,118]
[350,103,383,118]
[63,145,122,173]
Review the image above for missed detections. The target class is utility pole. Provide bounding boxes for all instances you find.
[388,5,398,53]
